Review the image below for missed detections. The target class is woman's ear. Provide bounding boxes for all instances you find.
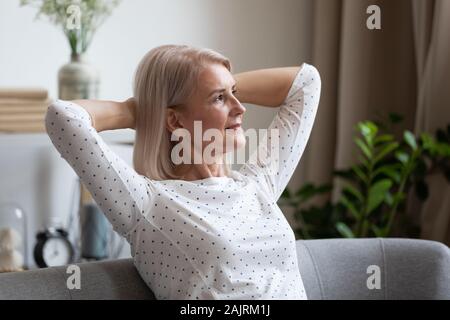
[166,107,185,133]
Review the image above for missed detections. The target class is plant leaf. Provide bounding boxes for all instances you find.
[373,163,402,177]
[374,142,399,163]
[358,121,378,137]
[342,184,364,203]
[420,132,434,149]
[367,179,393,214]
[393,192,407,204]
[374,134,394,145]
[339,195,360,220]
[352,165,368,183]
[371,224,385,237]
[357,154,370,169]
[436,142,450,157]
[373,165,402,184]
[336,222,355,238]
[357,122,378,147]
[354,137,372,158]
[395,150,410,164]
[404,131,418,151]
[384,191,394,207]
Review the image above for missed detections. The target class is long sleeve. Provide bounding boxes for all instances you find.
[45,99,152,239]
[239,62,321,201]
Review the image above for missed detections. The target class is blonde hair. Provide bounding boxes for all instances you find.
[132,44,233,181]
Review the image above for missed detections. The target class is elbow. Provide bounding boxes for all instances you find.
[308,64,322,108]
[44,100,67,136]
[280,63,322,109]
[309,64,322,89]
[44,101,58,136]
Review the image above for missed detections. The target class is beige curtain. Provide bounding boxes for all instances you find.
[293,0,450,245]
[411,0,450,244]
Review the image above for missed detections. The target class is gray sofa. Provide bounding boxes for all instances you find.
[0,238,449,300]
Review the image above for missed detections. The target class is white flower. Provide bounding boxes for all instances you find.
[20,0,122,55]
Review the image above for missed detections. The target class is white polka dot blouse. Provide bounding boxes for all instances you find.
[45,62,321,300]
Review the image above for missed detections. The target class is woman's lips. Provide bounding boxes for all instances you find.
[226,124,241,130]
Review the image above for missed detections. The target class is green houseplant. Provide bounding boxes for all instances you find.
[279,113,450,240]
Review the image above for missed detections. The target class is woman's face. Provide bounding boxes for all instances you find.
[167,63,246,163]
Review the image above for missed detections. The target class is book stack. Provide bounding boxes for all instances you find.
[0,88,51,133]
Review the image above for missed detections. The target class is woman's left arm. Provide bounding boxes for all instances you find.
[237,63,322,202]
[233,66,302,107]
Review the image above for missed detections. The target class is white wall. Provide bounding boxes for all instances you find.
[1,0,313,140]
[1,0,312,100]
[0,0,313,268]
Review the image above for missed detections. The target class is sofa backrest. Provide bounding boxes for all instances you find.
[0,238,449,299]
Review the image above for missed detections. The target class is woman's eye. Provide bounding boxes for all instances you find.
[214,95,224,103]
[214,90,237,103]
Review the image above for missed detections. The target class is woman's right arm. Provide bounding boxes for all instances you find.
[71,98,136,132]
[45,99,153,240]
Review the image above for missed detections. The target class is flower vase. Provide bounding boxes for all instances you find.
[58,53,100,100]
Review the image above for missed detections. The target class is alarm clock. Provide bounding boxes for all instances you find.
[33,227,74,268]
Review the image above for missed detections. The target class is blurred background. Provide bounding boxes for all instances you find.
[0,0,448,272]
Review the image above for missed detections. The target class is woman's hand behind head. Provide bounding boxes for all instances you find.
[123,97,137,130]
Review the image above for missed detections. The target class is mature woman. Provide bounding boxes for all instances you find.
[45,44,321,300]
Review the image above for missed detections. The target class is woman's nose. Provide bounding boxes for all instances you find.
[231,96,246,114]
